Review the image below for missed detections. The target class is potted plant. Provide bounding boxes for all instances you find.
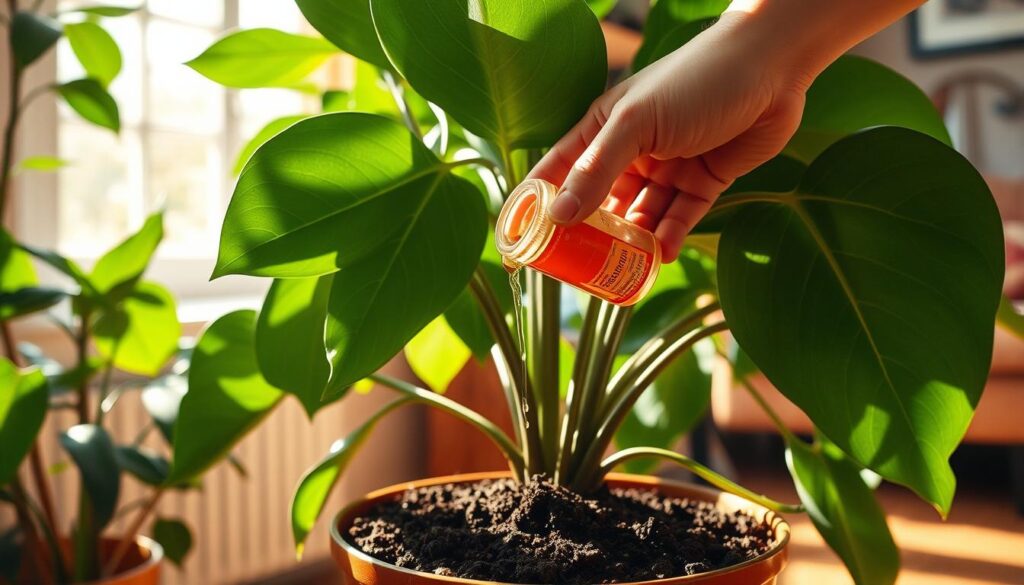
[0,3,234,582]
[178,0,1009,583]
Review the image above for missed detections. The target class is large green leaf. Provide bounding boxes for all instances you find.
[64,21,121,87]
[0,229,38,294]
[58,78,120,132]
[114,446,169,486]
[718,127,1004,514]
[615,339,714,473]
[11,12,62,69]
[787,56,950,162]
[585,0,617,19]
[787,436,899,585]
[291,399,408,556]
[152,518,192,567]
[370,0,607,149]
[404,315,471,393]
[93,281,180,376]
[0,287,67,320]
[255,276,333,417]
[90,211,163,295]
[141,373,187,444]
[0,362,48,485]
[633,0,726,71]
[232,115,306,175]
[295,0,391,69]
[186,29,337,88]
[213,113,486,392]
[59,425,120,529]
[443,287,493,361]
[169,310,283,484]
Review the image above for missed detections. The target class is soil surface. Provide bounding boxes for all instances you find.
[348,475,775,584]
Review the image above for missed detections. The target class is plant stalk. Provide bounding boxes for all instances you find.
[556,296,600,483]
[101,488,165,578]
[9,478,54,585]
[0,0,21,221]
[369,373,526,478]
[526,270,560,475]
[593,447,804,513]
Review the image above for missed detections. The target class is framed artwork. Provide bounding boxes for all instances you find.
[910,0,1024,57]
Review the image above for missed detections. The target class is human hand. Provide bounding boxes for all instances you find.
[529,10,811,262]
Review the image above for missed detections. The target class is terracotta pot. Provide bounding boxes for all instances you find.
[331,472,790,585]
[15,536,162,585]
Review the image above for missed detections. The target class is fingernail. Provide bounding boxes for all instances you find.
[548,191,580,223]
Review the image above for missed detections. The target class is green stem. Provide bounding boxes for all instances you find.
[556,297,600,483]
[94,359,115,424]
[369,373,526,479]
[593,447,805,513]
[734,368,800,444]
[382,70,422,141]
[9,479,55,585]
[526,270,560,475]
[0,0,22,220]
[570,321,728,490]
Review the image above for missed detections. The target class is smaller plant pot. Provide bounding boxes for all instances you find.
[15,536,162,585]
[331,472,789,585]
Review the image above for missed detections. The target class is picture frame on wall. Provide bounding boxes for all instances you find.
[910,0,1024,57]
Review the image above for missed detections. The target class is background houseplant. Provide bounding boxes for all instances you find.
[144,1,1012,584]
[0,2,242,582]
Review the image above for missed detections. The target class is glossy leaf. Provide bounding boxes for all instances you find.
[169,310,284,484]
[787,436,899,585]
[0,287,67,320]
[255,275,333,417]
[141,374,186,443]
[444,287,493,361]
[405,316,471,393]
[214,113,486,393]
[115,446,169,486]
[0,361,48,485]
[291,399,408,555]
[232,115,305,175]
[20,244,96,299]
[57,78,120,132]
[632,17,711,71]
[718,127,1004,514]
[90,211,163,295]
[634,0,727,71]
[186,29,337,88]
[94,281,180,376]
[787,56,950,162]
[586,0,617,19]
[295,0,390,69]
[615,339,714,473]
[370,0,607,149]
[64,22,121,87]
[59,425,120,529]
[152,518,192,567]
[11,12,62,69]
[18,156,69,171]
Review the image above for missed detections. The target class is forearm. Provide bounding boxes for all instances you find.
[723,0,924,87]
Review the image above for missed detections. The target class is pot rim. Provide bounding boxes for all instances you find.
[330,471,791,585]
[82,535,163,585]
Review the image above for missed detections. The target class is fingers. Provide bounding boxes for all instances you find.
[655,190,717,261]
[625,183,674,231]
[604,170,645,216]
[548,106,642,224]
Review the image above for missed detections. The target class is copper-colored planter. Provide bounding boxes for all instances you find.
[331,472,789,585]
[15,536,162,585]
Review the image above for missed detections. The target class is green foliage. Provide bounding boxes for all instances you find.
[152,518,192,566]
[17,155,69,172]
[632,18,711,71]
[585,0,618,19]
[787,436,899,585]
[186,29,337,88]
[291,399,408,555]
[0,362,48,485]
[67,5,140,18]
[787,56,951,161]
[114,446,169,486]
[57,78,120,132]
[718,128,1003,514]
[405,315,472,393]
[10,12,62,69]
[997,295,1024,340]
[295,0,390,69]
[370,0,607,149]
[93,281,180,376]
[64,22,121,87]
[169,311,283,484]
[633,0,727,70]
[232,115,305,175]
[255,276,333,417]
[90,211,163,295]
[59,425,120,529]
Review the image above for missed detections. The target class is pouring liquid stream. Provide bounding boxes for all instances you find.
[505,261,529,428]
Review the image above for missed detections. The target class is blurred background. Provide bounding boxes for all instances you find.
[3,0,1023,584]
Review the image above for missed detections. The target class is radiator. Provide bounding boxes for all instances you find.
[7,357,425,584]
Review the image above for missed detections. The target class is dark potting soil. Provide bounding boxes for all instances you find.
[348,476,775,584]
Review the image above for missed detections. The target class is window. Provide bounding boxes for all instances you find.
[18,0,320,299]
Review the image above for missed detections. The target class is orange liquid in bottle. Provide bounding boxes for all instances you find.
[496,179,660,306]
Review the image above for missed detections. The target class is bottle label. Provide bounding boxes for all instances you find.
[585,238,651,302]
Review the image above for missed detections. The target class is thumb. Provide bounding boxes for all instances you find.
[549,107,641,225]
